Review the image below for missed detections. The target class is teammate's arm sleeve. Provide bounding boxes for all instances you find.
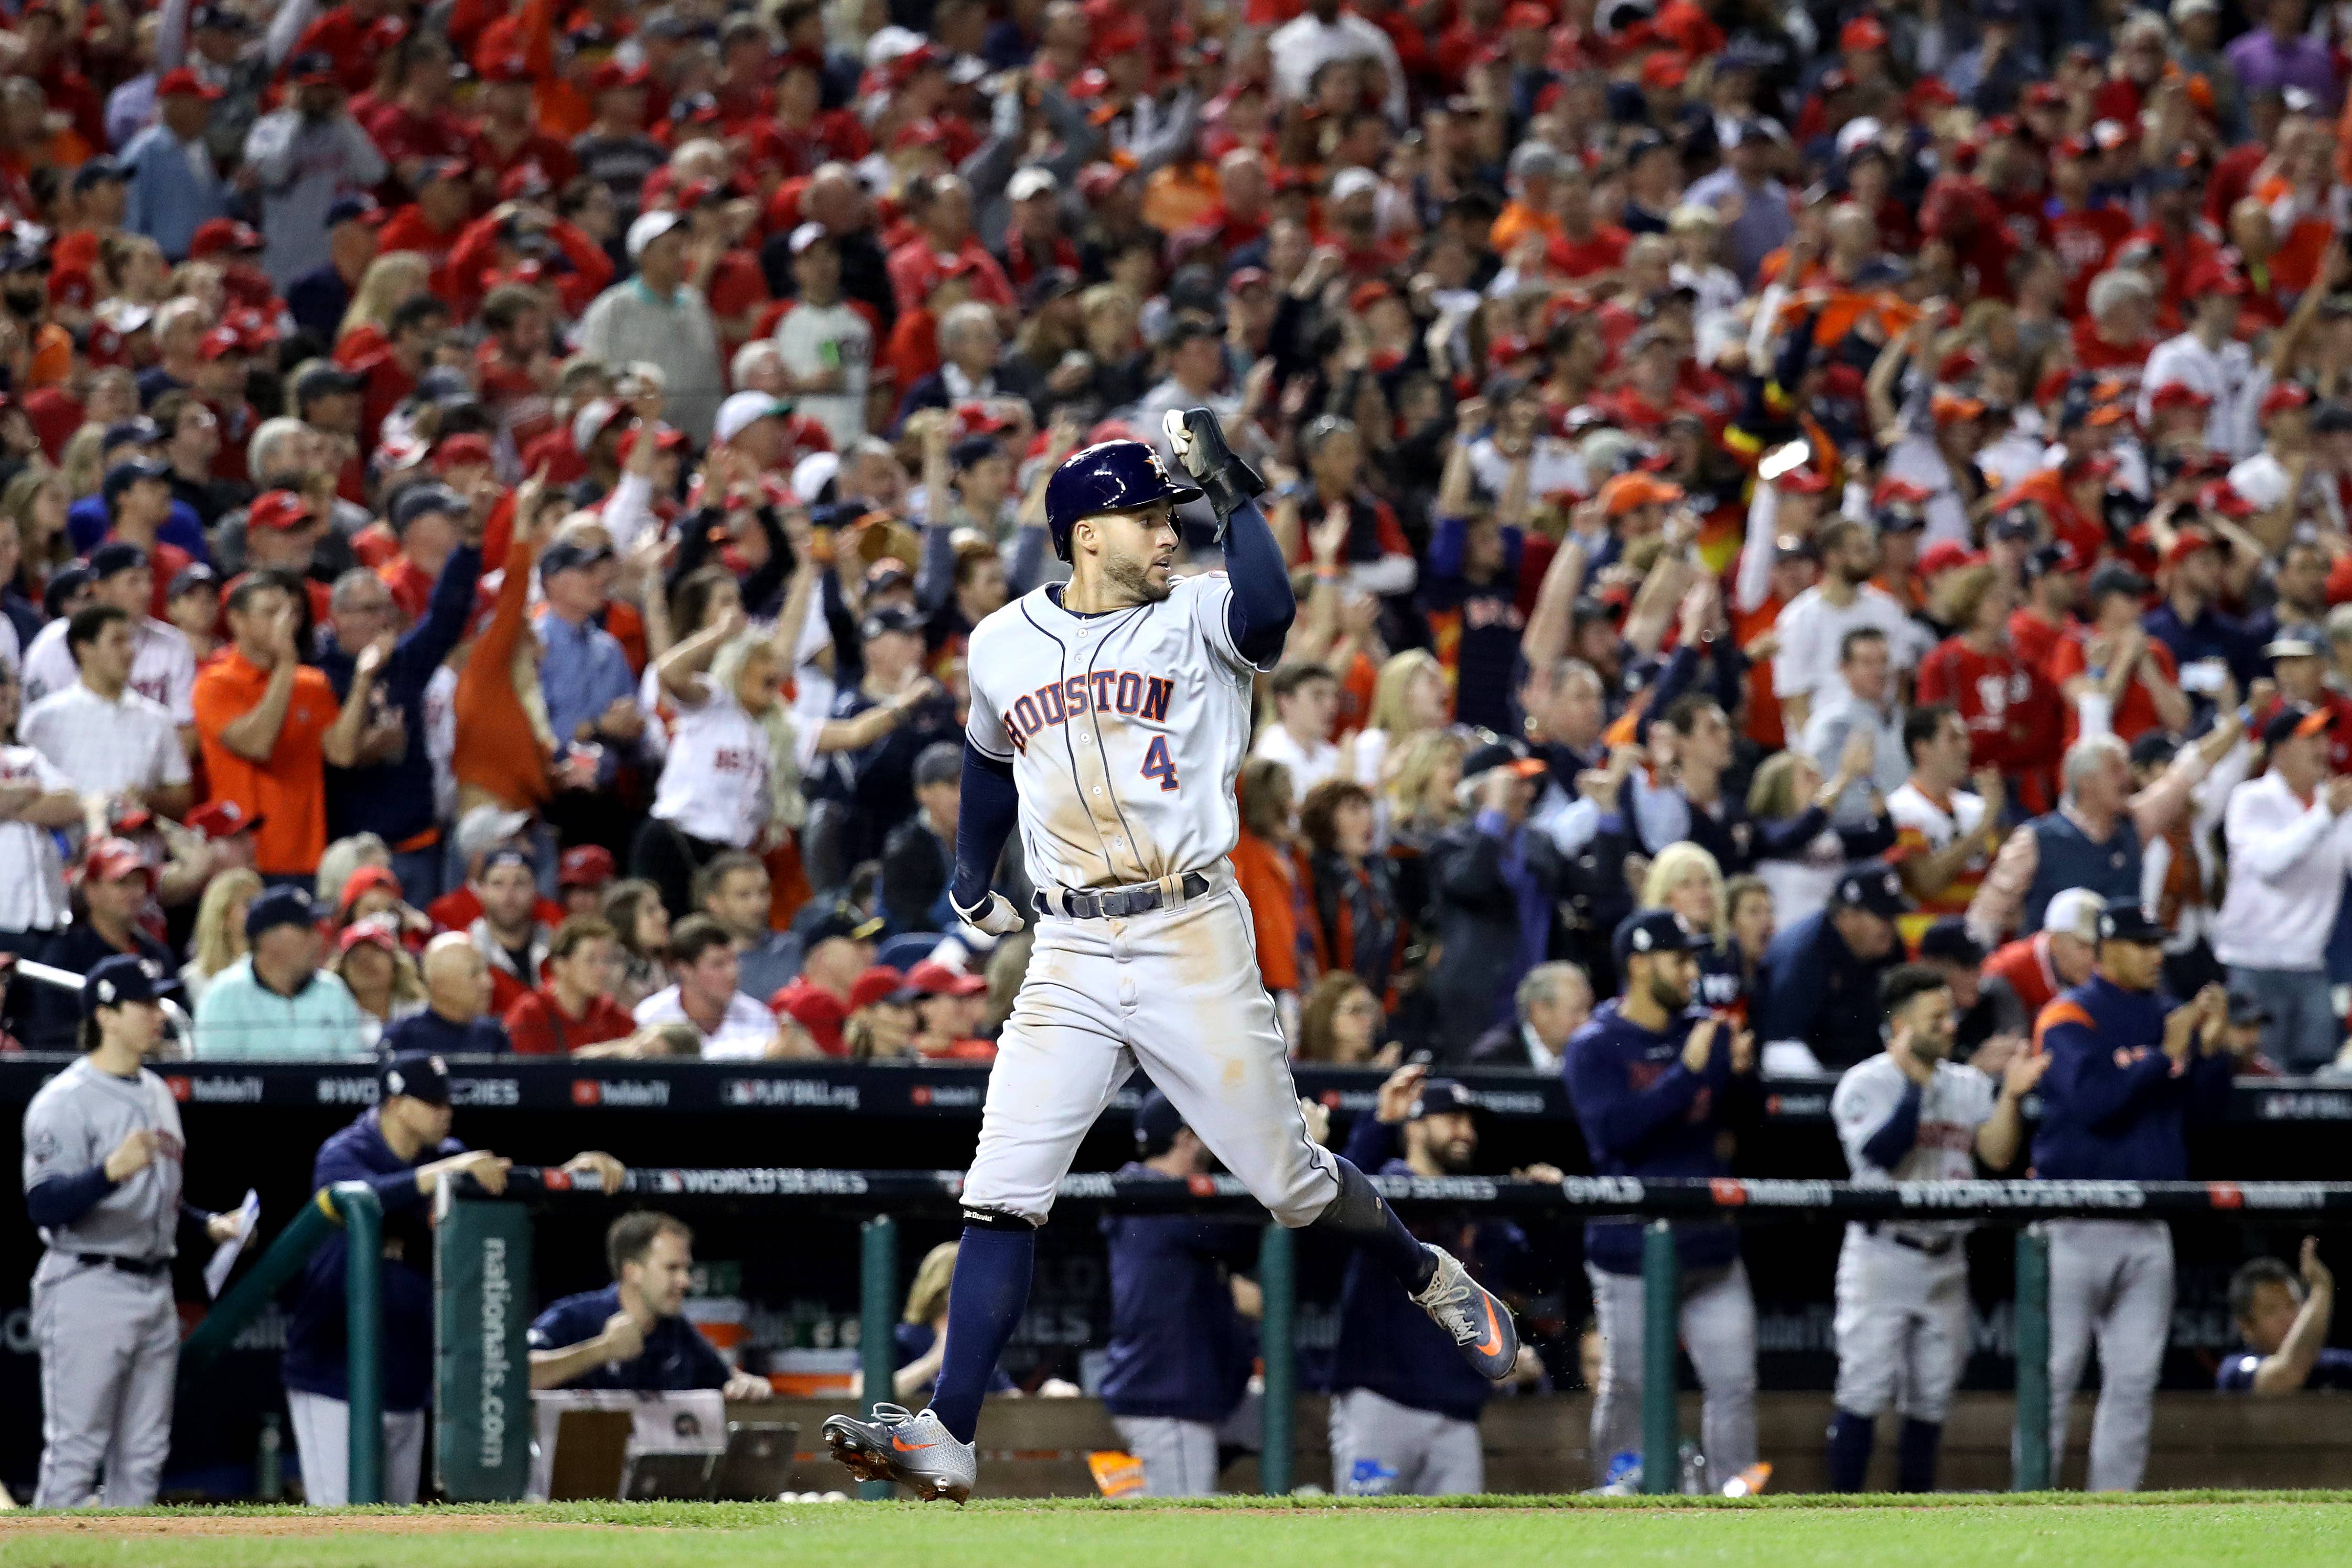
[1340,1113,1400,1171]
[1220,496,1295,671]
[24,1165,118,1228]
[951,740,1020,911]
[1853,1082,1923,1170]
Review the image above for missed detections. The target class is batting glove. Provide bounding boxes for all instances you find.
[1163,407,1264,536]
[952,889,1026,937]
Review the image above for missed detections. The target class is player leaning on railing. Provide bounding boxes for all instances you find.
[822,410,1523,1502]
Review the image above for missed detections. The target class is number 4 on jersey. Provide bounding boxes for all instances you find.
[1140,736,1180,792]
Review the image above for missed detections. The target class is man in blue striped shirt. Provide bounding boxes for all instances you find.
[120,71,229,263]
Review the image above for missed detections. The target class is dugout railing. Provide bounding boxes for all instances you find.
[175,1166,2352,1502]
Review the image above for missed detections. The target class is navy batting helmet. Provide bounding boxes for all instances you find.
[1042,439,1202,561]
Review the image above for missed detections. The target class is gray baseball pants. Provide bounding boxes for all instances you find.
[1833,1226,1971,1424]
[285,1389,427,1506]
[2041,1219,2173,1492]
[1113,1393,1260,1497]
[1587,1258,1758,1489]
[1327,1387,1483,1496]
[30,1251,178,1508]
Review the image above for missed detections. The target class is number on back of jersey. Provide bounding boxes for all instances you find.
[1140,734,1180,792]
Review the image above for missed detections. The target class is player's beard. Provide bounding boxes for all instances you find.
[1647,975,1689,1015]
[1103,553,1172,605]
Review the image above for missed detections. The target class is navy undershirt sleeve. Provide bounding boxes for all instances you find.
[952,742,1020,911]
[1221,496,1294,669]
[26,1165,118,1229]
[1860,1083,1924,1170]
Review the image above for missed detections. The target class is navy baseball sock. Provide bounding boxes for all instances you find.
[927,1221,1033,1445]
[1824,1408,1876,1492]
[1895,1418,1941,1493]
[1316,1156,1437,1294]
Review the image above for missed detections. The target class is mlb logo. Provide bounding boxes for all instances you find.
[570,1080,601,1107]
[165,1077,191,1103]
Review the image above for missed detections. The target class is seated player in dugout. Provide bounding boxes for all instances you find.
[2218,1240,2351,1394]
[528,1210,772,1400]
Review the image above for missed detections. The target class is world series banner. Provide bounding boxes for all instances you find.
[435,1198,533,1500]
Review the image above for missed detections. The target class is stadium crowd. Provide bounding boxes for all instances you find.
[0,0,2331,1077]
[22,0,2352,1510]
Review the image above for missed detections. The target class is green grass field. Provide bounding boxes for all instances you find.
[3,1494,2350,1568]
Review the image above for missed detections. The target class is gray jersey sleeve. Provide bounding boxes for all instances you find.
[1829,1057,1909,1179]
[1183,574,1257,679]
[22,1078,99,1194]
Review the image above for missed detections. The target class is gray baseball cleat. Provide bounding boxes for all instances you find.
[1412,1244,1519,1382]
[822,1403,978,1502]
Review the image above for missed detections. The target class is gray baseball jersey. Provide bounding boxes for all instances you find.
[1831,1054,1996,1237]
[966,575,1257,892]
[22,1056,186,1259]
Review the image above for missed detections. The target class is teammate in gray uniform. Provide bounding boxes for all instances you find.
[1824,963,2046,1492]
[21,954,238,1507]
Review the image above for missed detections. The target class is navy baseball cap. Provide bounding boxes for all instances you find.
[860,603,923,641]
[101,417,161,455]
[2261,702,2333,749]
[71,157,127,193]
[1833,860,1913,920]
[1916,915,1983,967]
[81,954,162,1018]
[380,1051,451,1106]
[1409,1079,1478,1120]
[88,540,148,580]
[539,537,614,579]
[1133,1089,1184,1155]
[1612,908,1707,970]
[101,458,170,507]
[244,885,319,940]
[2097,899,2166,945]
[391,484,466,532]
[796,902,885,945]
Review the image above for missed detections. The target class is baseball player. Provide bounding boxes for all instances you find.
[2031,897,2232,1491]
[824,411,1520,1502]
[21,954,239,1507]
[1566,909,1760,1491]
[1824,963,2047,1494]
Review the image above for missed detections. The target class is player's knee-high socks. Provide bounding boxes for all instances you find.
[930,1223,1034,1445]
[1314,1156,1438,1294]
[1824,1409,1875,1491]
[1894,1418,1940,1493]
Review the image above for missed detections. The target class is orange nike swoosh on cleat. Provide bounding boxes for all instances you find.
[1476,1295,1503,1357]
[892,1435,939,1452]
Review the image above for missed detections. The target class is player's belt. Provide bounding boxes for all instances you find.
[1035,871,1212,921]
[69,1252,171,1276]
[1862,1222,1957,1258]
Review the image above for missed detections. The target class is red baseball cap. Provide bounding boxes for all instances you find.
[848,965,918,1011]
[156,67,222,101]
[1872,477,1934,507]
[2261,382,2315,420]
[81,836,153,887]
[2194,482,2255,520]
[186,799,263,839]
[2149,382,2215,413]
[197,325,245,361]
[1918,541,1983,578]
[1839,15,1888,50]
[246,489,315,533]
[337,863,404,919]
[433,433,493,472]
[189,217,264,259]
[338,915,402,956]
[771,979,847,1052]
[557,844,616,889]
[906,959,987,997]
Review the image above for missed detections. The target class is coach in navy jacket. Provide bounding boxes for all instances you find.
[2031,940,2234,1181]
[1568,913,1754,1275]
[1566,909,1764,1488]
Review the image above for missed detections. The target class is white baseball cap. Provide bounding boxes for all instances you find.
[1007,167,1058,202]
[788,221,832,255]
[625,209,686,261]
[2043,887,2104,942]
[715,389,791,445]
[792,451,840,503]
[1328,166,1380,203]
